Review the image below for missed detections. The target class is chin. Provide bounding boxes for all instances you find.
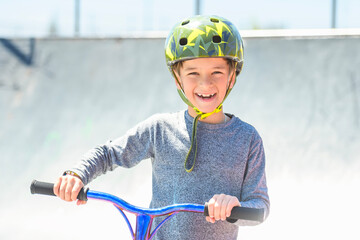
[196,106,218,114]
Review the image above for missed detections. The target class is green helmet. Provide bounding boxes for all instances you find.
[165,15,244,75]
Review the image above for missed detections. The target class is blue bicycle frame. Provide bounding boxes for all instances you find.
[87,190,204,240]
[30,180,264,240]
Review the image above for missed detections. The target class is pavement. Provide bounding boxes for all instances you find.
[1,33,359,239]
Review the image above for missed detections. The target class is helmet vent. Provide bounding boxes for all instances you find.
[212,35,221,43]
[210,18,219,23]
[179,38,188,46]
[181,20,190,25]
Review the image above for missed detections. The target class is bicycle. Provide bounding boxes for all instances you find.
[30,180,264,240]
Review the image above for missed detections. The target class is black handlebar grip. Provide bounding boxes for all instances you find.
[30,180,88,201]
[30,180,56,196]
[204,203,264,223]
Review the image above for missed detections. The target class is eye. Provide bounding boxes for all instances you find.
[188,72,198,76]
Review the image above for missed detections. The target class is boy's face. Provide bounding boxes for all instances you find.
[175,58,234,117]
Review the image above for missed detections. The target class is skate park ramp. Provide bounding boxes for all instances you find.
[1,32,359,239]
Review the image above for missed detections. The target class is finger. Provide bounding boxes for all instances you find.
[53,177,62,197]
[226,197,241,218]
[220,197,232,221]
[71,180,84,201]
[76,200,87,205]
[64,179,75,202]
[59,177,68,201]
[214,194,226,221]
[207,196,217,219]
[206,216,215,224]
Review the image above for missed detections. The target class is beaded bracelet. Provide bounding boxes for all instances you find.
[63,170,81,179]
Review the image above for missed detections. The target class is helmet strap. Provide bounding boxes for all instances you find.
[172,62,237,172]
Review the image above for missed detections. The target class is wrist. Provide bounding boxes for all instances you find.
[63,170,81,180]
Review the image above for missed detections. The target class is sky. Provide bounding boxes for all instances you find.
[0,0,359,37]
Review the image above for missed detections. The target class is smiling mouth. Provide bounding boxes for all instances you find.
[196,93,216,99]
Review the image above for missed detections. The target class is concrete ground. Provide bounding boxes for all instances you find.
[1,32,359,239]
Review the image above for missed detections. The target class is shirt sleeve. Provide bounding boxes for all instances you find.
[235,131,270,226]
[69,117,155,185]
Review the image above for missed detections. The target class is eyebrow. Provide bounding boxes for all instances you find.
[183,67,197,71]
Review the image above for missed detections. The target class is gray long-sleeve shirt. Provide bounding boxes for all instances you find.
[71,110,269,240]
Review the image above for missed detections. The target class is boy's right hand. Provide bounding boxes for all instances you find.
[53,174,87,205]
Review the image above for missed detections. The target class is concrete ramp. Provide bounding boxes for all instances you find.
[1,34,359,239]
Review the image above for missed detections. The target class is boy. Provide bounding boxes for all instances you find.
[54,15,269,239]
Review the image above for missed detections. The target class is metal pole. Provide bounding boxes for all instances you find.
[195,0,201,15]
[75,0,80,36]
[331,0,337,28]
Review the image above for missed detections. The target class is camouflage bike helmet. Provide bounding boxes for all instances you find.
[164,15,245,173]
[165,15,244,117]
[165,15,243,75]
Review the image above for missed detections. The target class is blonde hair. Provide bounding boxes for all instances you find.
[172,58,237,76]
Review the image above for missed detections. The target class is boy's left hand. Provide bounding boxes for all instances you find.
[206,194,241,223]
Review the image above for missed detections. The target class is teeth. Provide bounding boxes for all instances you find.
[198,93,215,98]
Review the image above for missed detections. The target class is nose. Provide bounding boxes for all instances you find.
[198,75,213,87]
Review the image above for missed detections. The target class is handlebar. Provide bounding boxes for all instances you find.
[30,180,264,222]
[30,180,88,201]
